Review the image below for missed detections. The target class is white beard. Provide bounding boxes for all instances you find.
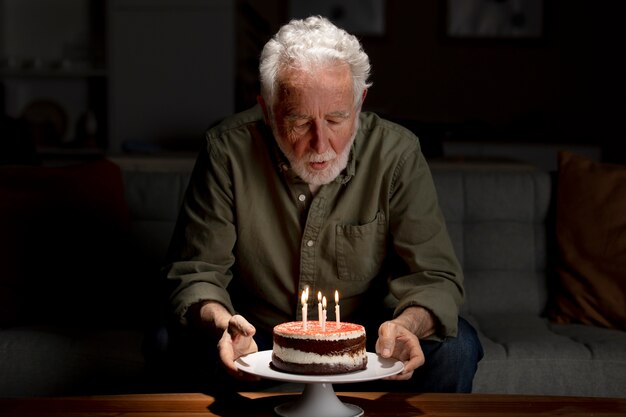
[271,122,357,186]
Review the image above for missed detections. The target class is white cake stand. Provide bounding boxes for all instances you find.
[235,351,403,417]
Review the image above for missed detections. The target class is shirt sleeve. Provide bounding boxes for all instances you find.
[387,145,464,339]
[163,137,238,325]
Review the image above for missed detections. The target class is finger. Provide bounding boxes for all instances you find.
[384,369,414,381]
[218,332,260,381]
[400,352,424,375]
[229,315,256,338]
[217,333,236,371]
[229,317,258,358]
[383,337,425,381]
[222,355,260,381]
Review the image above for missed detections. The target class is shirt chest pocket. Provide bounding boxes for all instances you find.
[336,211,387,281]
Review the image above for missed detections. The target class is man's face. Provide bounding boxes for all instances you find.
[265,63,361,185]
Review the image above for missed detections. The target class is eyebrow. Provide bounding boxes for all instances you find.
[285,111,351,121]
[328,111,351,118]
[285,113,309,121]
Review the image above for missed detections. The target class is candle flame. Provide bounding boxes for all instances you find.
[301,289,307,304]
[322,296,327,309]
[318,291,322,302]
[335,290,339,304]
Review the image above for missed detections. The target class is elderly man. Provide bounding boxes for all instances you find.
[159,15,482,394]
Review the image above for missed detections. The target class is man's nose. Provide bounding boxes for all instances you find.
[310,120,330,153]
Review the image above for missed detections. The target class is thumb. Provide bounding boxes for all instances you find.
[377,322,396,358]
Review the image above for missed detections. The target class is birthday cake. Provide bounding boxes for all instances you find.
[271,321,367,375]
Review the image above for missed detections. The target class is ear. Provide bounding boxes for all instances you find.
[358,89,368,111]
[257,95,271,125]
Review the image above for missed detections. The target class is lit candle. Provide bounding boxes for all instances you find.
[322,296,327,332]
[335,290,340,326]
[317,291,323,323]
[301,288,309,331]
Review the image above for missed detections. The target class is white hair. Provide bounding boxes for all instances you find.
[259,15,372,109]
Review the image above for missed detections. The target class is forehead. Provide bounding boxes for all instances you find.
[275,63,353,107]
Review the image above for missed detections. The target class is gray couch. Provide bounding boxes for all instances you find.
[431,163,626,398]
[1,156,624,398]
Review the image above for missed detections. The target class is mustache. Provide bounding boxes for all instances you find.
[307,150,337,162]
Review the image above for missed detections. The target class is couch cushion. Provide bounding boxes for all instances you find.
[431,165,552,316]
[0,159,136,326]
[470,313,626,397]
[0,326,145,397]
[121,169,191,270]
[548,151,626,330]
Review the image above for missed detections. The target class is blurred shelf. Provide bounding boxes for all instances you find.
[36,146,106,166]
[0,68,107,79]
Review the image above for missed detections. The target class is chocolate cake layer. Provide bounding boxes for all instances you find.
[271,353,367,375]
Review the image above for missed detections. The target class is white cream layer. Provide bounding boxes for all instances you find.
[273,346,366,366]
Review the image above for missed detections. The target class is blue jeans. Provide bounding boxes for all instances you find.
[144,316,483,394]
[343,316,484,393]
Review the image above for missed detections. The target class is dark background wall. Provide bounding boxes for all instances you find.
[235,0,625,164]
[1,0,624,165]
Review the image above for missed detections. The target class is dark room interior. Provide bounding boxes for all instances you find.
[1,0,625,167]
[1,0,625,403]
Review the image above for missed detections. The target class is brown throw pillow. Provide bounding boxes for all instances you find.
[548,151,626,330]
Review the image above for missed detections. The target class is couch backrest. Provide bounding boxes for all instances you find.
[431,163,554,317]
[116,157,193,278]
[117,158,555,319]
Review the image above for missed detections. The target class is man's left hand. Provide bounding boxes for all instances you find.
[376,320,424,380]
[375,306,436,380]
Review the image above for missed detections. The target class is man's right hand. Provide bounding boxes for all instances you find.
[197,302,260,380]
[217,314,260,380]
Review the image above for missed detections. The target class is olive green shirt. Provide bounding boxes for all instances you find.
[165,105,463,339]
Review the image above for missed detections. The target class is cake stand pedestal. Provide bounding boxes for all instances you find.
[275,382,362,417]
[235,351,403,417]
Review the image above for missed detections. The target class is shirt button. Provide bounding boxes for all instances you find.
[298,194,306,202]
[306,240,314,247]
